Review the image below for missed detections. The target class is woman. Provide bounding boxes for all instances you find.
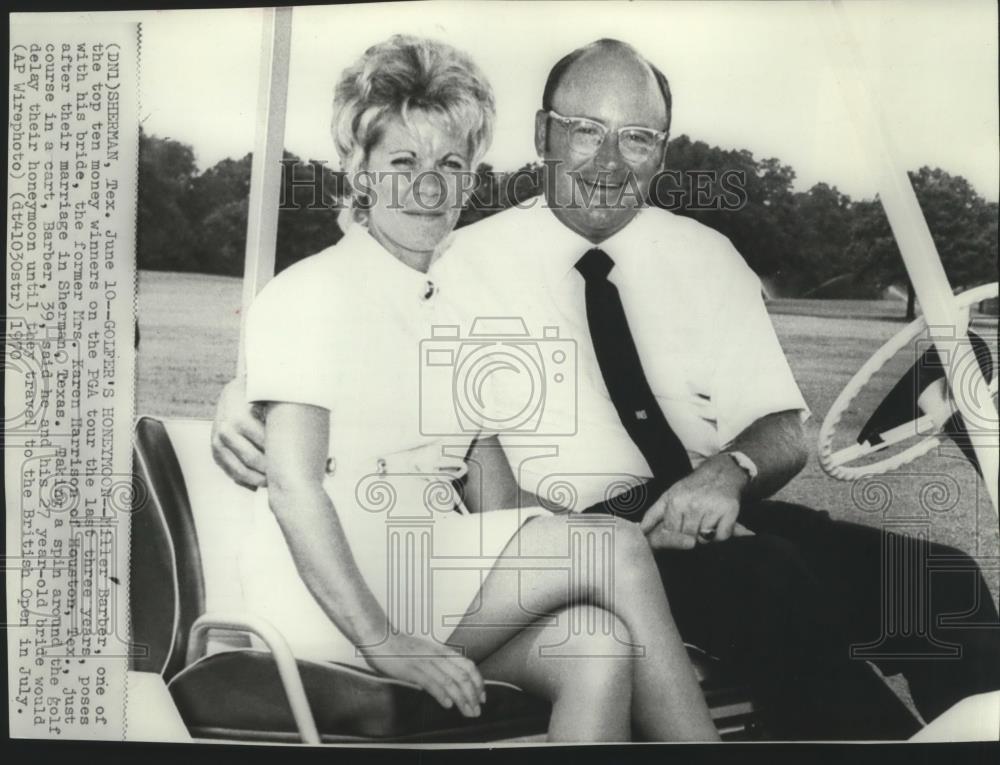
[240,34,717,742]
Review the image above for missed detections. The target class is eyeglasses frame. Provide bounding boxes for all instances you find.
[546,110,669,162]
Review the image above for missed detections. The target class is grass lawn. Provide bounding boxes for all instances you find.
[136,270,999,609]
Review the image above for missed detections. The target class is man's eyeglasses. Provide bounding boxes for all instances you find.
[548,110,668,163]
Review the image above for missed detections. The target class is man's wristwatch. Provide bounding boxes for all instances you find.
[722,450,759,483]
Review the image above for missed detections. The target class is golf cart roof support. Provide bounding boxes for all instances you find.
[237,6,293,376]
[825,0,998,515]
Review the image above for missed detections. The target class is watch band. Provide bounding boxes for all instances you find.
[723,450,759,482]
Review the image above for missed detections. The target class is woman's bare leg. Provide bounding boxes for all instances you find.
[477,605,633,742]
[448,515,719,741]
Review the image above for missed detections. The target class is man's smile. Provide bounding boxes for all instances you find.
[402,210,448,218]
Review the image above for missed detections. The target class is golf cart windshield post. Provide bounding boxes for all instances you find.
[825,0,999,515]
[236,6,293,377]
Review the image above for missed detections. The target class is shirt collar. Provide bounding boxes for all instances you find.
[531,202,646,282]
[338,219,451,282]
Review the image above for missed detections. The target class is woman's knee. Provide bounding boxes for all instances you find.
[608,517,655,563]
[518,514,656,594]
[522,513,649,558]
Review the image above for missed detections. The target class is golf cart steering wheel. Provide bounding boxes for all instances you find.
[819,282,998,481]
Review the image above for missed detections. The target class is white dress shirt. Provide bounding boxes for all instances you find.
[437,202,810,510]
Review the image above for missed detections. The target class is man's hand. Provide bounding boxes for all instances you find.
[210,377,267,489]
[640,454,752,548]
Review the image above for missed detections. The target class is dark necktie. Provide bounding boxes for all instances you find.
[575,247,692,519]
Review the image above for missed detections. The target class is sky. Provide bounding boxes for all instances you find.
[32,0,1000,201]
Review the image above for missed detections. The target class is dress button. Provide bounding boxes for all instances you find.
[376,457,387,475]
[325,457,336,476]
[422,280,436,300]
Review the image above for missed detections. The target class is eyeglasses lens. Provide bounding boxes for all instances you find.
[568,120,657,162]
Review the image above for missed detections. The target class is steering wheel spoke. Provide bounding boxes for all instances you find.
[819,283,998,481]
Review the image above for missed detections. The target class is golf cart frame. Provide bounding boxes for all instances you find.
[128,4,998,746]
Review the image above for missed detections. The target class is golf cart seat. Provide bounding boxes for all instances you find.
[129,415,760,742]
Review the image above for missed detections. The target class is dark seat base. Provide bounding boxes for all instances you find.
[169,650,551,743]
[168,647,762,743]
[134,416,762,743]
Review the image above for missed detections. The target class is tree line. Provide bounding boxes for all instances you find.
[138,128,997,316]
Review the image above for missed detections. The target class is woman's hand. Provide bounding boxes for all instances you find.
[361,634,487,717]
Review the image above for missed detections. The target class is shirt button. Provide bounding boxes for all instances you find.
[325,457,336,476]
[422,280,436,300]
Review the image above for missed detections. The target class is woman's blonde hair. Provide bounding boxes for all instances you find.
[332,34,496,219]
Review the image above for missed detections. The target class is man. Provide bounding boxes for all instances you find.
[212,39,999,739]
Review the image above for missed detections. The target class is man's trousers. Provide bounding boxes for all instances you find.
[621,500,999,739]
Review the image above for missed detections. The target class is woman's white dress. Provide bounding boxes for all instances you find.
[240,225,546,666]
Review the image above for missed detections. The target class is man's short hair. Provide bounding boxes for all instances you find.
[541,38,672,132]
